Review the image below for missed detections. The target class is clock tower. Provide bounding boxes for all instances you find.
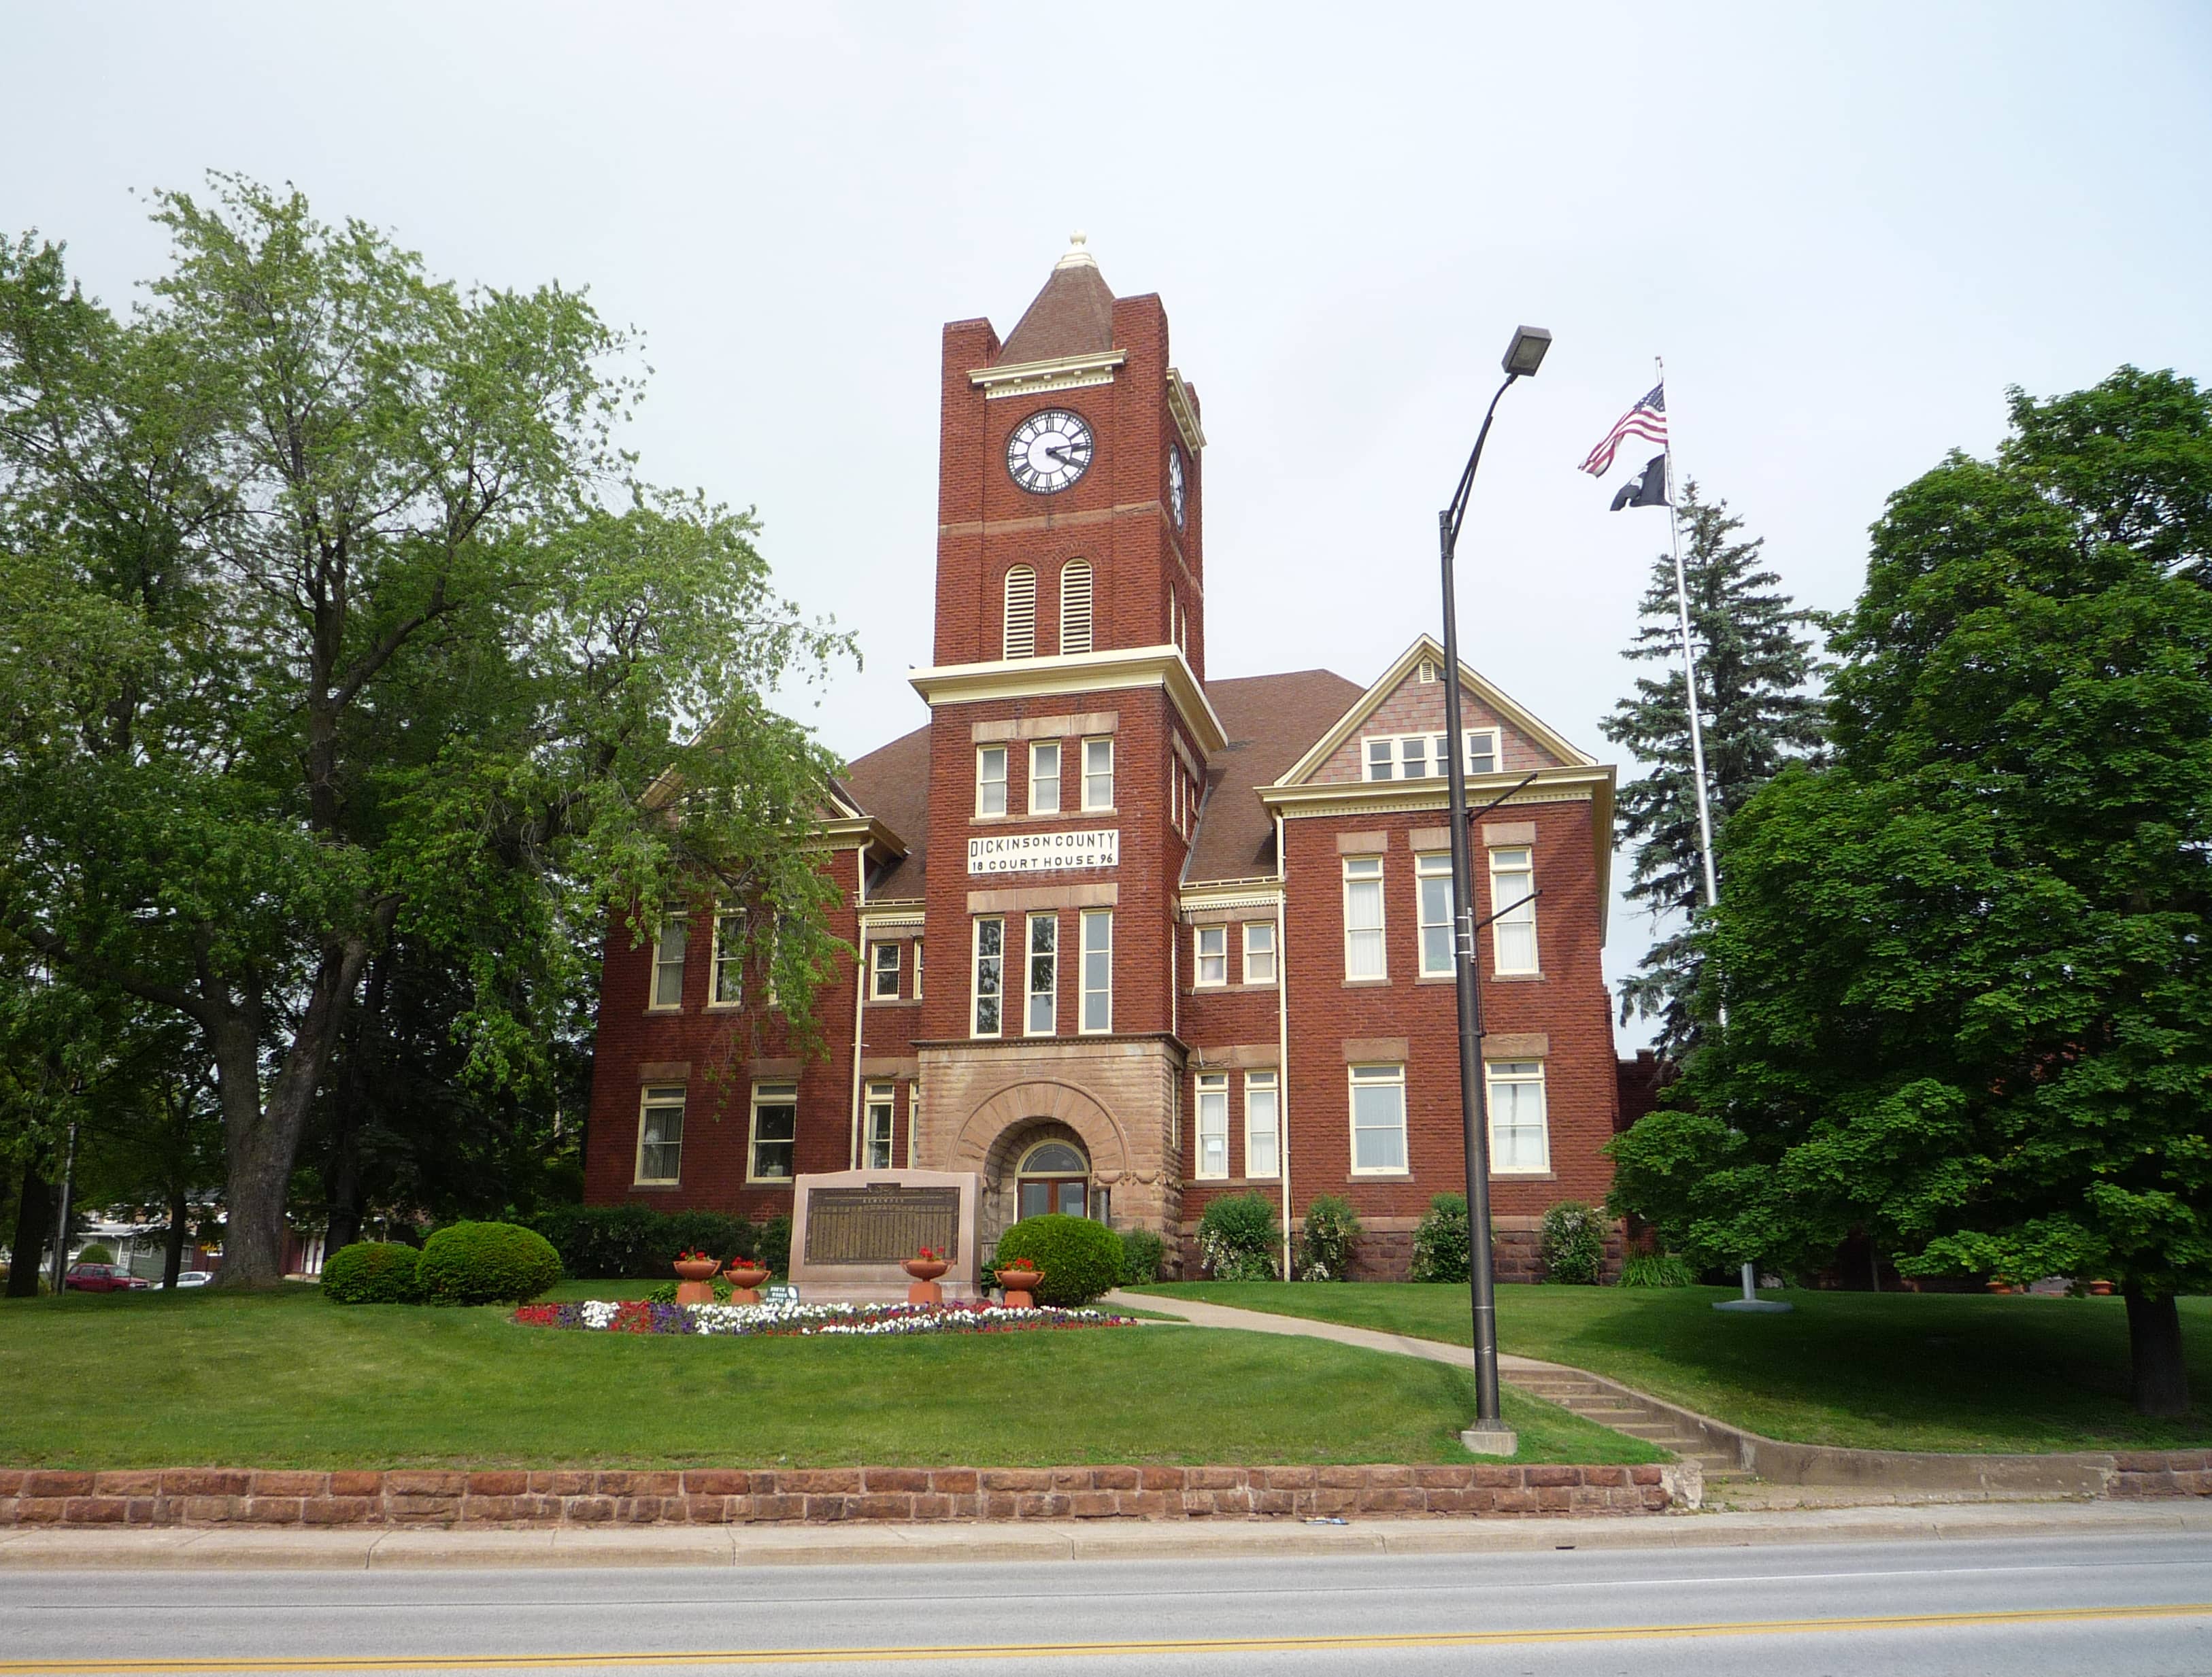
[908,236,1221,1246]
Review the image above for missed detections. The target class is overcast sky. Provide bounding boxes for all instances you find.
[10,3,2210,1045]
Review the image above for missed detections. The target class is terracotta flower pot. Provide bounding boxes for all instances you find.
[673,1257,720,1306]
[724,1263,770,1304]
[902,1257,950,1306]
[2088,1279,2115,1297]
[999,1267,1043,1308]
[1985,1280,2013,1294]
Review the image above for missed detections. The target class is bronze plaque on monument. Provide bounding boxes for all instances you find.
[802,1183,962,1266]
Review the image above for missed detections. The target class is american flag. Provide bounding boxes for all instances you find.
[1579,384,1667,477]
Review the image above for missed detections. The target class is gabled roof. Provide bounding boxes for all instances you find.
[841,722,932,901]
[1186,669,1366,883]
[1271,634,1597,789]
[998,237,1116,365]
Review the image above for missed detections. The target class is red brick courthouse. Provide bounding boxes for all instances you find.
[584,239,1622,1278]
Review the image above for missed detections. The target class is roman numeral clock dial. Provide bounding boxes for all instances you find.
[1006,408,1094,494]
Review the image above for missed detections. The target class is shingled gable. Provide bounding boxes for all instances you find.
[1185,669,1366,883]
[839,720,932,900]
[1269,634,1598,790]
[996,237,1116,365]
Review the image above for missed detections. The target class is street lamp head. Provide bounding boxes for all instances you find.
[1501,326,1552,379]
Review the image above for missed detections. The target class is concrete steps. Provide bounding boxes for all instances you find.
[1506,1367,1752,1483]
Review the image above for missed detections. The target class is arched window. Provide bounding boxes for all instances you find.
[1059,559,1094,655]
[1016,1137,1100,1221]
[1003,565,1036,660]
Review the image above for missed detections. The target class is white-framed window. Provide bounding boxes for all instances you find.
[1415,853,1454,978]
[1343,856,1386,980]
[1079,908,1113,1033]
[864,1081,896,1170]
[1060,558,1094,654]
[1003,565,1036,659]
[972,917,1005,1037]
[1028,741,1061,815]
[1194,924,1228,987]
[650,917,688,1010]
[1082,736,1113,811]
[709,909,745,1007]
[1245,1070,1280,1179]
[1349,1064,1408,1174]
[1195,1072,1230,1179]
[748,1081,798,1182]
[1026,912,1058,1036]
[1243,920,1276,985]
[870,940,900,1001]
[976,745,1007,817]
[1488,845,1538,975]
[913,939,922,1000]
[635,1085,684,1184]
[1360,729,1503,781]
[1487,1060,1550,1172]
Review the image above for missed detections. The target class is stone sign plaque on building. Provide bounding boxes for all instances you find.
[802,1184,961,1266]
[967,829,1119,875]
[787,1168,982,1302]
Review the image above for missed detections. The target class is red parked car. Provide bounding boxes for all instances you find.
[63,1263,149,1293]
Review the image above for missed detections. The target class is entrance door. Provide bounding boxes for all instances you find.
[1014,1138,1104,1221]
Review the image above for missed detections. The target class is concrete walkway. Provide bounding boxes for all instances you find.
[3,1499,2205,1570]
[1105,1289,1556,1376]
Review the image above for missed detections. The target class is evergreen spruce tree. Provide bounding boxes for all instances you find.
[1599,481,1825,1055]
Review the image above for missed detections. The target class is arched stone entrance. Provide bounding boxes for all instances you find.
[948,1079,1147,1253]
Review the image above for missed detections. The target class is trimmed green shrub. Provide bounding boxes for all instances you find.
[1297,1196,1362,1281]
[990,1214,1122,1306]
[646,1274,734,1305]
[524,1206,758,1279]
[320,1241,421,1304]
[416,1220,563,1305]
[1541,1201,1607,1285]
[1197,1192,1280,1281]
[76,1242,116,1266]
[1409,1193,1471,1283]
[1618,1250,1697,1288]
[758,1215,792,1278]
[1118,1227,1167,1286]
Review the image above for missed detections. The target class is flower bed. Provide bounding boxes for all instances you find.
[512,1299,1139,1338]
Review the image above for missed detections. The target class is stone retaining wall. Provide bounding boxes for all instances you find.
[0,1464,1692,1527]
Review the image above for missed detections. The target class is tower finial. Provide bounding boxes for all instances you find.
[1054,231,1097,271]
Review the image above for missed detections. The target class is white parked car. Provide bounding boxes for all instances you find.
[173,1271,214,1288]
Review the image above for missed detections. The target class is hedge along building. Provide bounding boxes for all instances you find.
[582,237,1623,1278]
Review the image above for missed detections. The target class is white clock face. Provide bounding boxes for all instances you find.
[1007,409,1094,494]
[1167,446,1187,528]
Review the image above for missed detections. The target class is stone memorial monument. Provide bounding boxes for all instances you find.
[786,1168,982,1303]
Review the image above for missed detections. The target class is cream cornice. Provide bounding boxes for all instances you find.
[1165,368,1207,452]
[1262,766,1617,942]
[968,349,1126,402]
[1176,880,1284,917]
[909,645,1228,755]
[807,815,907,860]
[1274,634,1599,790]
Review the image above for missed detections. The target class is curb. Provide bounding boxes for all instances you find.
[2,1500,2207,1570]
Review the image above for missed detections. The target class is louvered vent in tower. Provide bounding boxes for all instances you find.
[1059,559,1094,654]
[1002,565,1036,658]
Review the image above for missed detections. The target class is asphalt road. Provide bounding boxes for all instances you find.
[4,1531,2209,1676]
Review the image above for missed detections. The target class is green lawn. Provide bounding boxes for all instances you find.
[1131,1282,2212,1455]
[0,1287,1655,1471]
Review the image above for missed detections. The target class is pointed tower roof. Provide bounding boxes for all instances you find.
[997,233,1116,364]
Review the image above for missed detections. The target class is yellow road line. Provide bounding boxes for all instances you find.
[7,1601,2209,1672]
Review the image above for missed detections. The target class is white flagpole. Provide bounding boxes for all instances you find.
[1658,354,1722,915]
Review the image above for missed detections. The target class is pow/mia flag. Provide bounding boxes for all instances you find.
[1609,452,1669,511]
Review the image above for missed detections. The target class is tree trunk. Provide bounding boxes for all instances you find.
[2125,1289,2190,1417]
[6,1158,52,1298]
[163,1185,189,1288]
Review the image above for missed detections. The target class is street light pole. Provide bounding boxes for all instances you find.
[1441,326,1550,1456]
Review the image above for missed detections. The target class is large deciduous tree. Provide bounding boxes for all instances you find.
[0,180,850,1287]
[1609,368,2212,1416]
[1598,481,1825,1056]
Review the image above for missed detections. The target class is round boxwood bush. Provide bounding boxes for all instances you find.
[76,1242,116,1266]
[415,1220,563,1305]
[990,1214,1122,1306]
[1409,1193,1471,1283]
[321,1241,422,1304]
